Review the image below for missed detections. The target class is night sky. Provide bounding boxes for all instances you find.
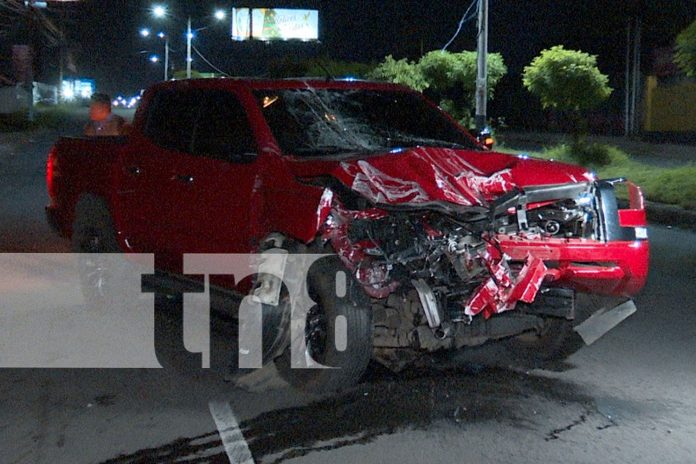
[6,0,696,125]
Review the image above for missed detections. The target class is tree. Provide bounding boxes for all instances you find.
[368,55,428,91]
[523,45,612,139]
[418,50,506,99]
[369,50,507,126]
[523,45,612,112]
[675,19,696,78]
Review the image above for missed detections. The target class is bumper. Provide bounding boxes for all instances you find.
[497,180,650,297]
[496,236,649,296]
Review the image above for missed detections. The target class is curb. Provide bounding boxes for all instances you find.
[644,201,696,232]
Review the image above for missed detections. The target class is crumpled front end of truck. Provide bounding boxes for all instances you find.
[300,149,649,366]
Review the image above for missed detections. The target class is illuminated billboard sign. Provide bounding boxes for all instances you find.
[232,8,319,41]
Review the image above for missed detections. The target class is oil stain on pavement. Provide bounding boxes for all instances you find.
[98,364,635,464]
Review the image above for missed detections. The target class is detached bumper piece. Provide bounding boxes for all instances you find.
[574,299,637,345]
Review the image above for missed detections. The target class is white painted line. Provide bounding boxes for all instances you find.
[209,400,255,464]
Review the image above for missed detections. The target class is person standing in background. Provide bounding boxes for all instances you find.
[84,93,127,136]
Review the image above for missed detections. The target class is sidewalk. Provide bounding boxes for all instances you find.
[501,131,696,168]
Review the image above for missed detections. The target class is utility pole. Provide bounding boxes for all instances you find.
[475,0,488,132]
[186,16,192,79]
[624,20,631,137]
[630,16,641,135]
[164,36,170,81]
[25,3,37,122]
[624,16,642,137]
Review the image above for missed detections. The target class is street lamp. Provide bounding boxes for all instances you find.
[186,17,192,78]
[152,4,167,18]
[214,9,226,21]
[148,4,227,79]
[140,27,170,80]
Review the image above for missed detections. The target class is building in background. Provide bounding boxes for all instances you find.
[642,47,696,138]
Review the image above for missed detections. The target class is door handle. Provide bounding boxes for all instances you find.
[175,174,194,184]
[126,166,142,176]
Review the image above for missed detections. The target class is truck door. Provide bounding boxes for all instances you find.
[115,88,203,269]
[163,88,261,255]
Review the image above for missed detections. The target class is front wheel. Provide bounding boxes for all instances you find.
[504,316,582,367]
[274,256,372,393]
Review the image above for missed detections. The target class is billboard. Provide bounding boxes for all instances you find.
[232,8,319,41]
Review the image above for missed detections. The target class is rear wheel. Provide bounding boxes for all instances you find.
[71,196,128,307]
[275,256,372,393]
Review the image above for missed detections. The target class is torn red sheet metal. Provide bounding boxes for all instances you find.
[464,254,549,319]
[330,146,590,209]
[338,148,516,207]
[319,201,397,299]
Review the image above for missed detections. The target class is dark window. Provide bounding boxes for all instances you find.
[144,89,201,153]
[191,90,257,162]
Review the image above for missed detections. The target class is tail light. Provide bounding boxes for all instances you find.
[46,145,59,201]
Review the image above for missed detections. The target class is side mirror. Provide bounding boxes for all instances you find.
[478,130,495,150]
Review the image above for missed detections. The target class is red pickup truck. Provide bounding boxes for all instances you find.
[46,78,649,391]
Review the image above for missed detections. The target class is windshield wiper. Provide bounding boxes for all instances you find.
[387,137,472,150]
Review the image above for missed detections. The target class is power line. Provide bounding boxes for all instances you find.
[191,44,233,77]
[442,0,480,51]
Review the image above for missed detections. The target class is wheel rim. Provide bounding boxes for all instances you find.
[79,228,110,297]
[305,304,328,362]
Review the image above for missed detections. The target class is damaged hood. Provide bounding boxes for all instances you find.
[290,146,593,208]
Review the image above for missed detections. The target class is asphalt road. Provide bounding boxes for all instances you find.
[1,118,696,464]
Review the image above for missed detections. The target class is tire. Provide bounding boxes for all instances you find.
[504,316,582,367]
[236,272,291,367]
[71,196,129,308]
[274,256,372,393]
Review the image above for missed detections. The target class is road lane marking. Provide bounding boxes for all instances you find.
[208,400,255,464]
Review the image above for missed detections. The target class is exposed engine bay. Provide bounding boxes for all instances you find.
[316,178,630,369]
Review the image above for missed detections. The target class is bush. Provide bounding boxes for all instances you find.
[368,55,429,91]
[569,143,611,167]
[542,143,628,169]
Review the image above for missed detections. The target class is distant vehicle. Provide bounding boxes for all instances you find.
[46,78,649,392]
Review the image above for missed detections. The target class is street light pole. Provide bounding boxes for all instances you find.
[164,36,169,80]
[186,16,192,79]
[475,0,489,132]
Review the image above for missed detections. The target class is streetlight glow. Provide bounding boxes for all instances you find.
[140,28,151,37]
[214,9,226,21]
[152,4,167,18]
[157,31,165,39]
[149,55,160,63]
